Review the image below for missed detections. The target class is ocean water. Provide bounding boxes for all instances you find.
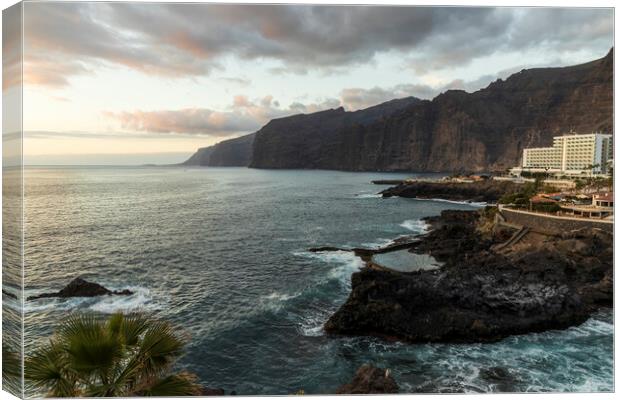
[19,166,613,395]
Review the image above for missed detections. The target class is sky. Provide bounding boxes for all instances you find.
[2,2,614,165]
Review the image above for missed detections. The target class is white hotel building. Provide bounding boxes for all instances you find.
[514,133,613,176]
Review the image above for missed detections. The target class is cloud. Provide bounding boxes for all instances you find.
[340,84,434,110]
[103,94,338,136]
[3,4,23,91]
[218,77,251,86]
[105,108,258,136]
[406,8,613,74]
[19,4,613,89]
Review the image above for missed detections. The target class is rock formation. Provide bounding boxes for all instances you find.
[324,210,612,342]
[28,278,133,300]
[199,387,226,396]
[336,364,399,394]
[380,180,523,202]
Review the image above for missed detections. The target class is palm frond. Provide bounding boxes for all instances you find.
[58,314,124,378]
[137,321,185,376]
[3,343,21,378]
[119,313,150,346]
[24,312,195,398]
[24,340,77,397]
[135,373,203,396]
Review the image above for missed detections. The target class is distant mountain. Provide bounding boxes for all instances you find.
[185,49,612,172]
[250,49,613,172]
[182,97,421,167]
[182,132,255,167]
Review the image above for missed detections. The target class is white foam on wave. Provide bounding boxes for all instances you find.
[298,309,332,337]
[293,250,365,336]
[301,250,364,285]
[360,238,394,249]
[400,219,430,234]
[412,197,487,207]
[355,192,382,199]
[89,286,160,313]
[259,290,303,312]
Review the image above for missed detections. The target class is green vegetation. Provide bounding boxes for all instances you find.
[498,181,538,205]
[3,343,22,394]
[519,171,548,179]
[531,203,561,213]
[25,313,202,397]
[574,176,611,192]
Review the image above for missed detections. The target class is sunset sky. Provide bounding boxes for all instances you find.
[4,2,614,164]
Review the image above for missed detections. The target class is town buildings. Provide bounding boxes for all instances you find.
[511,132,613,176]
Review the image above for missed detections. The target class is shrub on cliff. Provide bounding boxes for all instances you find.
[25,313,202,397]
[498,182,536,205]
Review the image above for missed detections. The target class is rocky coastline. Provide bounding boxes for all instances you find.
[379,180,522,203]
[323,209,612,343]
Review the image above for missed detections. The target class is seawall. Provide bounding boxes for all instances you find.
[498,206,613,235]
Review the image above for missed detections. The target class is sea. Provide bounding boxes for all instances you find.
[16,166,613,395]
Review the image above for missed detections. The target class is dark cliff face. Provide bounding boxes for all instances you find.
[249,97,423,169]
[250,49,613,172]
[182,133,255,166]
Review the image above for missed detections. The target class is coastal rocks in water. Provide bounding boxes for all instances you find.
[336,364,399,394]
[380,180,521,203]
[309,236,421,262]
[324,210,612,343]
[479,367,520,392]
[28,278,133,301]
[199,387,226,396]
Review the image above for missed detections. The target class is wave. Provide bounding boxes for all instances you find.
[360,238,394,249]
[355,193,382,199]
[400,219,430,234]
[298,307,333,337]
[259,291,303,312]
[411,197,487,207]
[294,250,363,282]
[89,286,160,313]
[292,250,366,336]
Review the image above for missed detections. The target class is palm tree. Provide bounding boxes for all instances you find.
[3,343,22,396]
[25,313,203,397]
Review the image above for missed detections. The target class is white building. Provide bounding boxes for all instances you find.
[515,132,613,176]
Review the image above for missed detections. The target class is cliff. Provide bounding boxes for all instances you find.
[250,49,613,172]
[183,97,420,167]
[182,133,255,167]
[249,97,422,169]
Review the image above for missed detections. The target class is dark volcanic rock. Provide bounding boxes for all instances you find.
[183,133,255,167]
[199,387,226,396]
[479,367,520,391]
[324,210,612,343]
[336,364,399,394]
[251,49,612,172]
[380,180,522,202]
[28,278,133,300]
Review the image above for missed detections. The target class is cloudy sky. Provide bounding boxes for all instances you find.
[4,2,614,164]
